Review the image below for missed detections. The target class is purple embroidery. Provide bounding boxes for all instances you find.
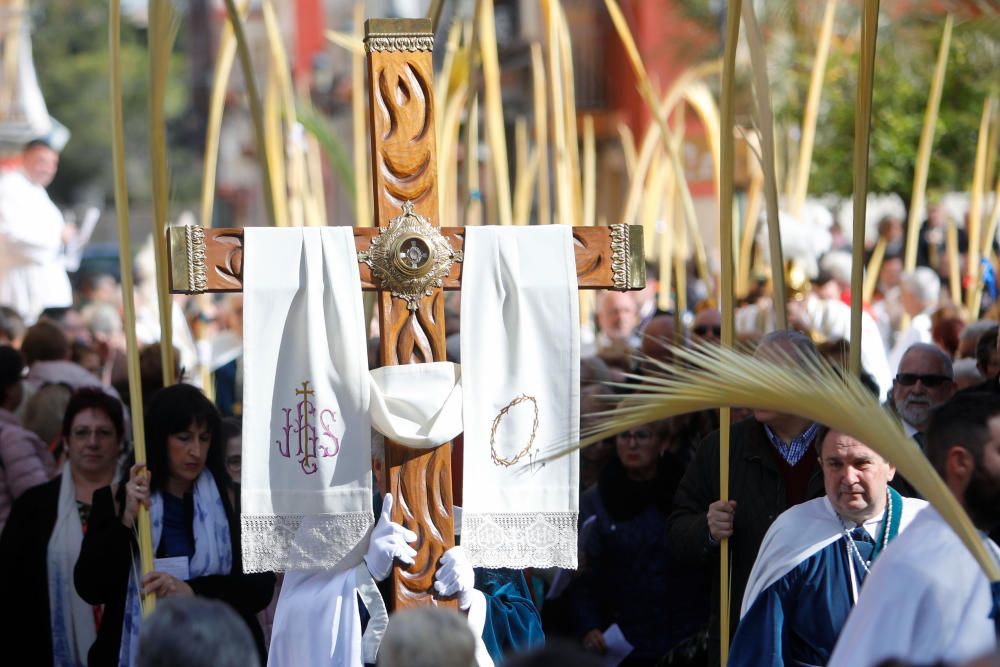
[275,381,341,474]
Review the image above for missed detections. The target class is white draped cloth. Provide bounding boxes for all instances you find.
[459,225,580,569]
[242,227,373,572]
[0,169,71,323]
[741,495,927,616]
[829,507,1000,667]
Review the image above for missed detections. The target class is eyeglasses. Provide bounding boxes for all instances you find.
[225,455,242,469]
[895,373,952,387]
[617,429,655,444]
[70,427,117,441]
[693,325,722,337]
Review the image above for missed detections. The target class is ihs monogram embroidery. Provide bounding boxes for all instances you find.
[275,380,341,474]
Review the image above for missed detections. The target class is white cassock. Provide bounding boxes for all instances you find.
[0,169,71,323]
[828,506,1000,667]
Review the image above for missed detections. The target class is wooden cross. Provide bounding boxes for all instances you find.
[168,18,644,609]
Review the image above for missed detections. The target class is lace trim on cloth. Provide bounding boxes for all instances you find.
[462,512,578,569]
[242,513,373,573]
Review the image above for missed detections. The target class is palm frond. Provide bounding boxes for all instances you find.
[545,344,1000,584]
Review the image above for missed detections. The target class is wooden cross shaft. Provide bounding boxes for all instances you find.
[168,18,644,610]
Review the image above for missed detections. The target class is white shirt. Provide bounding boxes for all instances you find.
[829,507,999,667]
[0,169,72,322]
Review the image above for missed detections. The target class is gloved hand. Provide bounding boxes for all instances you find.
[363,494,418,582]
[434,546,476,609]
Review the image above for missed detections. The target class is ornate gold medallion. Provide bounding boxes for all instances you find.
[358,201,463,311]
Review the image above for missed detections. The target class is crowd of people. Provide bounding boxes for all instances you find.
[0,134,998,666]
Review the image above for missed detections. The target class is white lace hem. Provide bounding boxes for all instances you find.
[241,512,373,573]
[461,512,578,569]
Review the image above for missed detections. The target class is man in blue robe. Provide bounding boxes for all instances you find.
[728,428,926,666]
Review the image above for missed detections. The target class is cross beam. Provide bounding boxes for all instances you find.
[168,18,644,610]
[167,225,645,294]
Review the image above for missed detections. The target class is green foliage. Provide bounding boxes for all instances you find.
[672,2,1000,199]
[811,18,998,198]
[30,1,199,207]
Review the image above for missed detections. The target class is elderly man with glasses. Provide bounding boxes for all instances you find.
[888,342,956,497]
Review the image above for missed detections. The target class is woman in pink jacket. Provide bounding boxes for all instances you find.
[0,344,55,532]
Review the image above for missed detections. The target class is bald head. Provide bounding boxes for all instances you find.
[640,315,676,364]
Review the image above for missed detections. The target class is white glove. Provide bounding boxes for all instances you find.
[364,493,418,582]
[434,546,476,609]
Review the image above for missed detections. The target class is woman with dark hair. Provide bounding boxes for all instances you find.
[0,386,124,666]
[75,383,274,666]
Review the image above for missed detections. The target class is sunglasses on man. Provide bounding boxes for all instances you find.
[693,325,722,336]
[894,373,952,387]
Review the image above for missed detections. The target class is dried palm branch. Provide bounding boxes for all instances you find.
[530,42,551,226]
[903,15,953,273]
[967,96,995,317]
[604,0,708,285]
[542,0,573,226]
[684,82,721,196]
[583,115,596,229]
[737,168,763,297]
[439,82,468,228]
[979,162,1000,306]
[325,30,363,55]
[718,0,743,658]
[947,220,962,307]
[850,0,881,376]
[200,0,248,228]
[436,21,464,225]
[148,0,178,386]
[790,0,838,217]
[673,180,688,317]
[547,345,1000,590]
[465,95,482,226]
[658,164,676,313]
[639,152,664,260]
[478,0,513,226]
[556,4,583,227]
[862,235,888,304]
[262,0,310,228]
[263,59,289,227]
[619,123,637,179]
[110,0,155,612]
[223,0,278,227]
[742,1,787,331]
[352,3,370,226]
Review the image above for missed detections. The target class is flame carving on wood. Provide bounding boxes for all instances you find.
[372,59,436,212]
[367,20,454,609]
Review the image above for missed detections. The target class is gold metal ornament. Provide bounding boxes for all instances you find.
[358,200,463,310]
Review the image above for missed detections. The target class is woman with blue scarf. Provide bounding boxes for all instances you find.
[75,384,274,666]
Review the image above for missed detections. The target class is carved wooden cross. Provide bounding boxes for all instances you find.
[168,18,644,609]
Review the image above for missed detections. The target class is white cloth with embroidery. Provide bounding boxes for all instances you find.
[459,225,580,569]
[242,227,373,572]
